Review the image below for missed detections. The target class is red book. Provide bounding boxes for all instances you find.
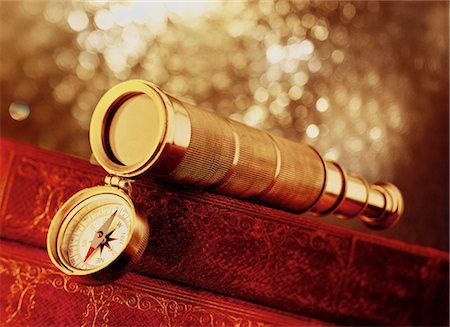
[1,240,319,326]
[0,138,448,326]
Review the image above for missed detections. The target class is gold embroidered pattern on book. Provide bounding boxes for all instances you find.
[0,256,274,327]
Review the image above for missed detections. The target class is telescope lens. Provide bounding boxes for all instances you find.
[107,94,162,167]
[90,80,173,177]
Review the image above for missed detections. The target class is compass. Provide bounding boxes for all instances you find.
[47,183,148,284]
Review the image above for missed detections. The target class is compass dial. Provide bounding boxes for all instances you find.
[64,204,131,270]
[47,185,149,284]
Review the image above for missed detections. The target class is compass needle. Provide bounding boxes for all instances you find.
[82,209,118,263]
[100,209,118,235]
[83,246,95,263]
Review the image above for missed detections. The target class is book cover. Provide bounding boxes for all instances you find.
[1,239,320,326]
[0,138,448,326]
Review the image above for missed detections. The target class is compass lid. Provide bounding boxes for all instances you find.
[89,80,174,178]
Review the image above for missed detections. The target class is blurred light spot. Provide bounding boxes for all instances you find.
[367,99,379,113]
[312,25,329,41]
[306,124,320,138]
[316,97,329,112]
[85,30,106,53]
[288,85,303,100]
[301,90,314,105]
[128,2,152,24]
[347,138,364,152]
[76,65,95,80]
[55,48,77,71]
[266,66,282,81]
[212,72,231,90]
[301,13,316,28]
[295,105,308,119]
[79,51,99,71]
[325,1,339,11]
[369,127,382,140]
[44,3,64,23]
[71,105,91,130]
[53,77,79,103]
[275,0,290,15]
[293,71,309,85]
[320,124,329,136]
[388,104,403,129]
[227,19,246,37]
[276,93,290,107]
[269,101,284,115]
[232,53,247,70]
[22,2,42,15]
[104,46,127,72]
[268,82,282,97]
[324,147,340,161]
[110,4,132,27]
[342,3,356,20]
[281,59,298,73]
[95,9,114,30]
[67,10,89,32]
[9,102,30,121]
[244,105,267,126]
[308,57,322,73]
[294,119,306,132]
[278,111,292,126]
[334,87,348,106]
[331,26,350,46]
[266,44,286,64]
[166,1,218,18]
[288,40,315,60]
[348,96,362,112]
[121,25,147,57]
[355,121,367,134]
[254,87,269,102]
[367,71,380,86]
[331,49,345,63]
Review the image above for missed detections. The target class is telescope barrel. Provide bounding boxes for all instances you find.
[90,80,403,230]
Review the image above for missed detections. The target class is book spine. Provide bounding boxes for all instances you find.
[0,138,448,326]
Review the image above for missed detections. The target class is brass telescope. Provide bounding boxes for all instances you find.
[90,80,404,230]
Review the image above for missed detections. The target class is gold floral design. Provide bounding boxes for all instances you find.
[0,255,278,327]
[3,156,101,235]
[0,257,58,326]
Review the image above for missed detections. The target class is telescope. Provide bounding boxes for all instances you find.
[90,80,403,230]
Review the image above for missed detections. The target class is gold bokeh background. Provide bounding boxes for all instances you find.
[1,1,448,250]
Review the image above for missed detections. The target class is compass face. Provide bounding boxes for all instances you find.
[47,185,149,284]
[63,203,131,271]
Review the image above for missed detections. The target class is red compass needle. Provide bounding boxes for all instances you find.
[83,246,95,262]
[83,209,117,263]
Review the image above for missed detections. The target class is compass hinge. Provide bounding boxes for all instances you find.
[105,175,133,193]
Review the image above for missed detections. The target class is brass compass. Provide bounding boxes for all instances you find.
[47,180,148,284]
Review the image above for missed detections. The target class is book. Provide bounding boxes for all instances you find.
[1,138,448,326]
[0,239,319,326]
